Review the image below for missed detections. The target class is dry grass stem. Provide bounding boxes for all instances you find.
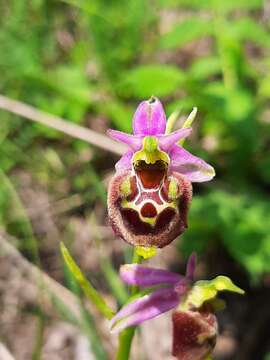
[0,95,126,155]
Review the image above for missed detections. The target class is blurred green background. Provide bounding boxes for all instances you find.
[0,0,270,359]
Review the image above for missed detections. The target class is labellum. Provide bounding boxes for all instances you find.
[108,163,192,248]
[172,304,218,360]
[107,97,215,248]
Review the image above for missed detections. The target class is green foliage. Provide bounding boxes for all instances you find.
[0,168,38,262]
[119,65,185,98]
[181,191,270,279]
[160,18,214,49]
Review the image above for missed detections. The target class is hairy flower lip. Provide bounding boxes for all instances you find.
[172,307,218,360]
[108,170,192,248]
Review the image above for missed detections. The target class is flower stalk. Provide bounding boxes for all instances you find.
[115,249,143,360]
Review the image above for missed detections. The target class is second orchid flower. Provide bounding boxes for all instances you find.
[111,254,244,360]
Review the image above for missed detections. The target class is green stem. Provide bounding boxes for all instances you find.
[115,327,136,360]
[115,250,143,360]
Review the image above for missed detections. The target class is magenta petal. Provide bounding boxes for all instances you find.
[110,288,179,333]
[186,252,197,281]
[169,145,215,182]
[107,129,142,151]
[158,128,192,152]
[132,97,166,136]
[120,264,184,287]
[115,150,133,172]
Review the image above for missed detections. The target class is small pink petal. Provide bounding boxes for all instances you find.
[110,288,179,333]
[115,150,133,172]
[158,128,192,152]
[132,97,166,135]
[186,252,197,281]
[169,145,215,182]
[120,264,184,287]
[107,129,142,151]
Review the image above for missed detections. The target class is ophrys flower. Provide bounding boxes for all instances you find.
[110,254,244,359]
[108,97,215,248]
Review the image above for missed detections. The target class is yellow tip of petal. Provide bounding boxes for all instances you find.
[179,107,198,145]
[214,276,245,295]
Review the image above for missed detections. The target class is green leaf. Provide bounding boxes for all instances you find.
[225,88,253,120]
[60,0,100,16]
[188,57,221,80]
[60,242,115,319]
[120,65,185,98]
[160,18,213,50]
[227,18,270,48]
[101,101,132,133]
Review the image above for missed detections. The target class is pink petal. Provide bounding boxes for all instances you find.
[186,252,197,281]
[169,145,215,182]
[110,288,179,333]
[120,264,184,287]
[132,97,166,136]
[158,128,192,152]
[107,129,142,151]
[115,150,134,172]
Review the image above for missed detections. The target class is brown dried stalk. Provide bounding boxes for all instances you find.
[0,95,126,155]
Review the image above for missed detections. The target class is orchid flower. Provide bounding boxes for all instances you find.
[107,97,215,248]
[110,254,244,360]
